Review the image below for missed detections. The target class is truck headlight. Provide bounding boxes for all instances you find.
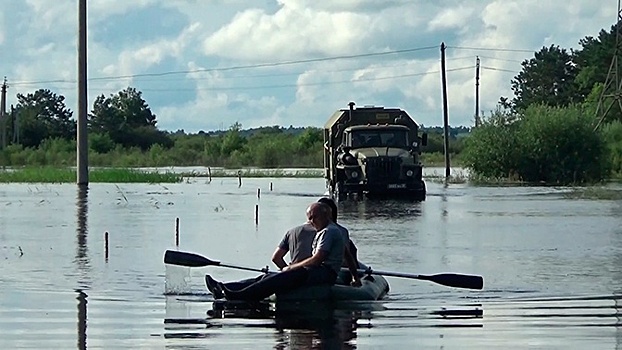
[406,170,414,177]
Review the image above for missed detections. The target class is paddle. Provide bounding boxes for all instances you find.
[164,250,271,274]
[164,250,484,290]
[359,268,484,290]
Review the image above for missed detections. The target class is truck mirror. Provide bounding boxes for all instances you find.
[421,133,428,147]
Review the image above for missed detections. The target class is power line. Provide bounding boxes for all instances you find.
[137,66,475,92]
[9,45,532,88]
[481,66,518,73]
[449,46,535,53]
[11,45,439,86]
[477,55,525,63]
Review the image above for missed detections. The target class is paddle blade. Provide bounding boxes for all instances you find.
[421,273,484,290]
[164,250,220,268]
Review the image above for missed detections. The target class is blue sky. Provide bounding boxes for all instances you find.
[0,0,616,133]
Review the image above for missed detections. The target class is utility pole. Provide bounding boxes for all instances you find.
[595,0,622,130]
[11,105,18,144]
[474,56,481,127]
[77,0,89,185]
[1,78,7,149]
[440,42,451,178]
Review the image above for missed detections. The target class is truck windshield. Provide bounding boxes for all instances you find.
[350,130,408,148]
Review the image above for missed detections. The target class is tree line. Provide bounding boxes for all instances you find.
[0,86,463,168]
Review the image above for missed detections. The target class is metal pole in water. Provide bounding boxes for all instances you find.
[255,204,259,225]
[77,0,89,185]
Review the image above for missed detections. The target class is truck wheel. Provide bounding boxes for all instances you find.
[413,181,426,201]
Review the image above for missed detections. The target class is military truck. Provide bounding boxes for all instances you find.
[323,102,427,200]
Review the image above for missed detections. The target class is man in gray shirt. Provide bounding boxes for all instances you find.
[271,222,316,270]
[206,221,315,299]
[209,202,345,301]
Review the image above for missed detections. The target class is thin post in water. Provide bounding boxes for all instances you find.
[175,217,180,246]
[104,231,109,261]
[257,188,261,199]
[238,170,242,187]
[270,182,273,191]
[254,204,259,225]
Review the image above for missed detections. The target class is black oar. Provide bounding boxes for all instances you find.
[360,268,484,290]
[164,250,270,274]
[164,250,483,290]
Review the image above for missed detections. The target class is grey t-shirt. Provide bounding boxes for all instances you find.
[277,222,316,263]
[312,222,345,274]
[335,222,351,266]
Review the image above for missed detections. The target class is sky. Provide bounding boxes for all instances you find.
[0,0,617,133]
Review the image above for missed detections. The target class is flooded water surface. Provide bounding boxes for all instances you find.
[0,170,621,349]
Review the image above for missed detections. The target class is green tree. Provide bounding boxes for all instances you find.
[220,122,247,156]
[89,87,171,150]
[12,89,76,147]
[574,24,622,123]
[462,109,522,179]
[295,127,323,152]
[463,105,608,183]
[502,45,579,111]
[574,24,617,97]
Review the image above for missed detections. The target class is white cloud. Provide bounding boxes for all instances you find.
[0,12,5,45]
[88,0,157,19]
[2,0,618,132]
[203,6,372,61]
[428,6,475,32]
[110,22,201,77]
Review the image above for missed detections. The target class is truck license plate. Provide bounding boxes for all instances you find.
[387,184,406,189]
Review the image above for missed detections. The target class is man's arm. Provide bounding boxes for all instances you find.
[344,245,362,287]
[284,250,327,271]
[271,247,288,270]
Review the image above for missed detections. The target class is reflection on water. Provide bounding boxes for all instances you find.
[76,290,87,350]
[75,185,90,290]
[163,297,487,348]
[164,300,382,349]
[339,198,423,220]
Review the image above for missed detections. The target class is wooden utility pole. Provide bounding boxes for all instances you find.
[440,43,450,178]
[77,0,89,185]
[11,105,19,144]
[1,78,7,149]
[475,56,481,127]
[595,0,622,130]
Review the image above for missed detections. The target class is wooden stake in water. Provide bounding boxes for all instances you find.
[270,182,273,191]
[208,167,212,183]
[238,171,242,187]
[104,231,109,262]
[257,188,261,199]
[175,217,180,246]
[255,204,259,225]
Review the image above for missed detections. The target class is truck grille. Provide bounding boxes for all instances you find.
[365,157,401,181]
